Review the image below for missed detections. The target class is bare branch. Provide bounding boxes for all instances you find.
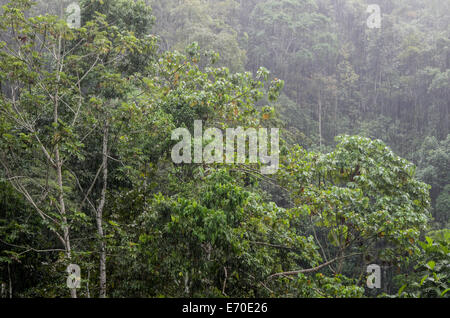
[268,253,361,279]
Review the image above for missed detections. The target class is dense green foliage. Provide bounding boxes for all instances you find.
[0,0,448,298]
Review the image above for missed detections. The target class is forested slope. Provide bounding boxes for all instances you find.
[149,0,450,226]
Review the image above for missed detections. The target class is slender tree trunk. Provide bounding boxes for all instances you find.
[336,249,344,274]
[334,88,338,137]
[54,86,76,298]
[56,155,76,299]
[86,269,91,298]
[54,92,76,298]
[318,89,322,149]
[57,164,75,299]
[53,16,76,297]
[97,123,109,298]
[7,263,12,298]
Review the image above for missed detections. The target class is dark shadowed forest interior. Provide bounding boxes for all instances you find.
[0,0,448,298]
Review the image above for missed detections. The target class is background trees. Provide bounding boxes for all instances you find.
[146,0,449,228]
